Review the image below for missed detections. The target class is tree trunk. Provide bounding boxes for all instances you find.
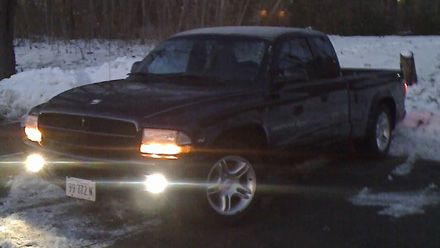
[88,0,95,39]
[0,0,16,80]
[200,0,206,27]
[178,0,188,31]
[237,0,251,26]
[141,0,148,43]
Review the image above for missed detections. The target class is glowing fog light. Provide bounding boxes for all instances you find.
[144,174,168,194]
[25,154,45,173]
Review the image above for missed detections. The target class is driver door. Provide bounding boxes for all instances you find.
[264,38,326,149]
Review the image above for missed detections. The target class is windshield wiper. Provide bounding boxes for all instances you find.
[166,73,228,86]
[127,72,168,82]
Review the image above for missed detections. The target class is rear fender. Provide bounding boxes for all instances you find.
[366,91,396,130]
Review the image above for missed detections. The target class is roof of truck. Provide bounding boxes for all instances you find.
[171,26,326,41]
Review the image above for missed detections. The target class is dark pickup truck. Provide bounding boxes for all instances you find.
[23,26,406,221]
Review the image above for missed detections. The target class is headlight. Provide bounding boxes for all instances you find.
[140,129,192,158]
[24,115,42,142]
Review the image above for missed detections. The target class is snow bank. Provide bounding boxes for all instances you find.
[0,68,77,119]
[1,40,152,120]
[0,56,142,120]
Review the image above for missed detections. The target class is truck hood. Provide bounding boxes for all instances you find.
[39,79,251,123]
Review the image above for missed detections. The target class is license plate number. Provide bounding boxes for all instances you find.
[66,177,96,202]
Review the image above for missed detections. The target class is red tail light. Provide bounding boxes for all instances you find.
[403,80,408,94]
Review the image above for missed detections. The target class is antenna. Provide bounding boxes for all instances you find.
[108,38,111,80]
[107,4,112,80]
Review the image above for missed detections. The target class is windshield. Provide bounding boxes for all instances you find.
[133,36,267,86]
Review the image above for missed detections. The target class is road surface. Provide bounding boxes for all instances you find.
[1,122,440,247]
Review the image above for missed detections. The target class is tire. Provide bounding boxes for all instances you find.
[363,104,393,157]
[180,139,264,225]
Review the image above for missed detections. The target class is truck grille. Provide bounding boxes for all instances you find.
[38,113,139,158]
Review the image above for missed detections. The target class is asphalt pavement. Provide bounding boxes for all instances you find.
[0,121,22,156]
[112,157,440,248]
[0,122,23,198]
[1,122,440,247]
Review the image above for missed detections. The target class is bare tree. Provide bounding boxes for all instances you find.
[0,0,16,80]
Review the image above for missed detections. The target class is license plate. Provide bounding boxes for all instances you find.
[66,177,96,202]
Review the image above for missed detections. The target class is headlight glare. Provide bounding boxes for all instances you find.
[144,174,168,194]
[25,154,45,173]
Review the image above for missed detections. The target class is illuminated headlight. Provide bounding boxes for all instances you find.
[144,174,168,194]
[24,115,42,142]
[140,129,192,158]
[25,154,45,173]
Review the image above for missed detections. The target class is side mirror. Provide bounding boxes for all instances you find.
[284,66,308,81]
[274,65,308,86]
[131,61,141,73]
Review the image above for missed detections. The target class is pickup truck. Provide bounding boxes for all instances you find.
[23,26,406,222]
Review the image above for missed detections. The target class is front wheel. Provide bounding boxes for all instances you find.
[170,140,264,225]
[206,155,257,216]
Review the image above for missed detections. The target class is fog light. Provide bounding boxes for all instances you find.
[144,174,168,194]
[25,154,45,173]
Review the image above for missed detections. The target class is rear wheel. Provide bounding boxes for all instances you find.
[363,104,392,157]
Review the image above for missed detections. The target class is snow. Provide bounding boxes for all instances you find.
[0,172,158,247]
[330,36,440,216]
[330,35,440,161]
[391,154,416,176]
[0,40,153,119]
[350,184,440,218]
[400,50,414,58]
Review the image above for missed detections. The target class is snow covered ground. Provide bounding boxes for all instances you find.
[1,36,440,246]
[0,172,158,248]
[331,36,440,161]
[332,36,440,218]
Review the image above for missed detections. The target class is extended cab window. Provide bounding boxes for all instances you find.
[308,37,341,79]
[276,39,314,82]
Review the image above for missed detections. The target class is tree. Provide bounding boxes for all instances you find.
[0,0,16,80]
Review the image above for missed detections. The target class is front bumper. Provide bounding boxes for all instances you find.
[22,139,206,200]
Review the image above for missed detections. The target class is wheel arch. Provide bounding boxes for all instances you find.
[378,97,397,129]
[367,92,397,130]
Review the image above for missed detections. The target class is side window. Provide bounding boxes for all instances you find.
[277,39,314,81]
[308,37,340,79]
[234,41,265,65]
